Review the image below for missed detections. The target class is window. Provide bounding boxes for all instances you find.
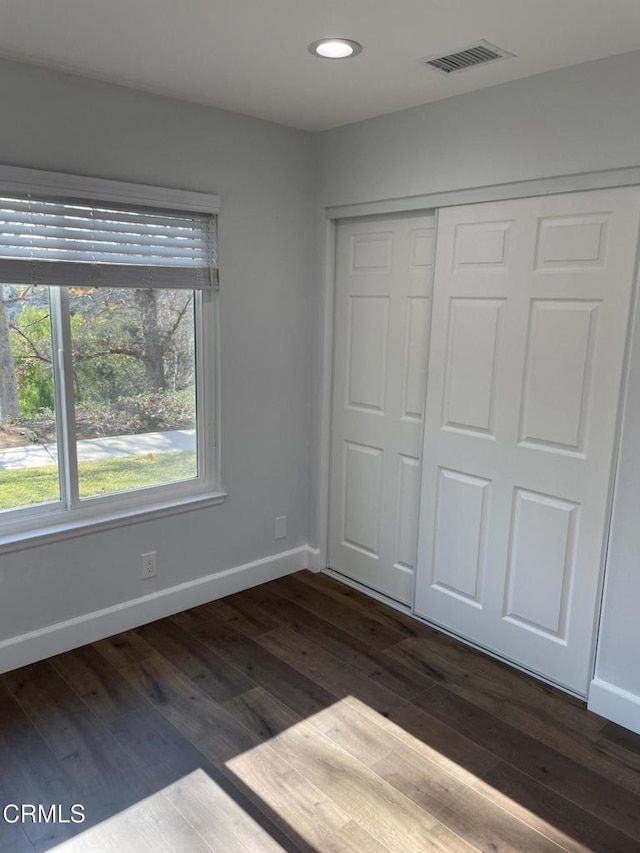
[0,171,220,542]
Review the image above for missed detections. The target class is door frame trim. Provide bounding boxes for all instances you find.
[325,164,640,220]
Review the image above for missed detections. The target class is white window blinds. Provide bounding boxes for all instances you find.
[0,195,217,289]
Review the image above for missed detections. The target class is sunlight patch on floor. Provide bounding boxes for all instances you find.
[225,694,583,853]
[52,768,282,852]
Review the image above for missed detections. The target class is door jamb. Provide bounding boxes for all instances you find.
[314,217,336,573]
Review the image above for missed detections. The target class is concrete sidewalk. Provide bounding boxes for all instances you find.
[0,429,196,471]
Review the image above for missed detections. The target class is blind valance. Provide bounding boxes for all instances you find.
[0,195,217,290]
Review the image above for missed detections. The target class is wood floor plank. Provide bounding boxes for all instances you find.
[223,686,302,741]
[336,822,399,853]
[595,721,640,778]
[197,596,283,637]
[93,630,157,670]
[118,654,260,764]
[164,767,298,853]
[257,576,407,650]
[601,721,640,754]
[374,743,566,853]
[473,761,640,853]
[227,683,473,852]
[221,687,389,852]
[398,632,601,724]
[240,594,435,699]
[308,695,567,853]
[49,644,145,724]
[170,595,281,637]
[387,634,604,733]
[108,700,305,852]
[0,784,35,853]
[107,701,222,790]
[291,572,432,639]
[413,685,640,843]
[169,602,225,633]
[2,661,152,822]
[0,691,39,853]
[135,619,254,703]
[256,627,408,715]
[191,622,338,718]
[291,571,382,611]
[52,791,217,853]
[314,694,499,787]
[309,697,430,769]
[0,682,85,850]
[385,636,640,795]
[226,739,380,853]
[264,715,476,853]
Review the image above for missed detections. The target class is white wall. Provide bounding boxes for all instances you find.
[0,58,315,652]
[318,50,640,208]
[314,50,640,723]
[590,287,640,727]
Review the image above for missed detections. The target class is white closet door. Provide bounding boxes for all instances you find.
[329,213,435,603]
[415,188,640,694]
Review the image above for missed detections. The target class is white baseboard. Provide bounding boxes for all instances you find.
[306,547,323,573]
[588,678,640,734]
[0,544,313,674]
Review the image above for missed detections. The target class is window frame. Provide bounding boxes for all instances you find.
[0,165,224,551]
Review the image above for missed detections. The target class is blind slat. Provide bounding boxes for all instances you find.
[0,195,217,290]
[0,242,210,262]
[0,198,206,229]
[0,221,211,245]
[0,258,214,290]
[0,247,208,266]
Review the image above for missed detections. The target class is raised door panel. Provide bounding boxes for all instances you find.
[504,489,579,640]
[402,297,431,421]
[346,296,390,414]
[394,454,421,574]
[535,214,609,269]
[350,231,393,273]
[442,298,505,437]
[519,300,599,455]
[342,441,383,558]
[453,221,512,270]
[410,226,436,269]
[432,468,490,606]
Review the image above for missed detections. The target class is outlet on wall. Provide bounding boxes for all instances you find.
[275,515,287,540]
[141,551,157,579]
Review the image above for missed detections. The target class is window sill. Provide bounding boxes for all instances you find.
[0,490,228,556]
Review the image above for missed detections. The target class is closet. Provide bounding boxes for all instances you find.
[328,187,640,694]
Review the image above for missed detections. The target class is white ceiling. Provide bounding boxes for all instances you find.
[1,0,640,132]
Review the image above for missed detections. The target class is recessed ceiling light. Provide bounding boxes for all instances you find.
[308,38,363,60]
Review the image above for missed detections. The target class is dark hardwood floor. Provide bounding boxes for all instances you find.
[1,570,639,852]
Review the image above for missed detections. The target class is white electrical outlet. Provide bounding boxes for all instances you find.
[141,551,157,579]
[275,515,287,540]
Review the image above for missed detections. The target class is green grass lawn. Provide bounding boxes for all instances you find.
[0,450,197,509]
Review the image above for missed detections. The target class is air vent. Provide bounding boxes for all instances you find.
[422,40,514,75]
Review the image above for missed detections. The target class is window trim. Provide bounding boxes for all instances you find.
[0,165,224,549]
[0,164,220,214]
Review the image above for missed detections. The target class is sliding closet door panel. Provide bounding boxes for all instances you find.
[329,213,435,603]
[415,188,640,693]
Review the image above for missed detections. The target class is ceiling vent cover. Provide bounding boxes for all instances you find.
[422,40,514,75]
